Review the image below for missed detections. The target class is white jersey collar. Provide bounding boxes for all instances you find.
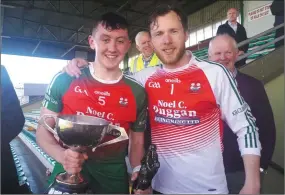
[89,63,123,84]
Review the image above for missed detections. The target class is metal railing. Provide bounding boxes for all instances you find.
[236,23,284,62]
[237,35,284,62]
[237,23,284,48]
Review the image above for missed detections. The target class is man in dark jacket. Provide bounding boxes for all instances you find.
[270,0,284,48]
[217,8,249,68]
[208,35,276,194]
[1,65,31,193]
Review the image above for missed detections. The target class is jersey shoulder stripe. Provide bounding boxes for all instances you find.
[199,58,238,86]
[43,72,75,112]
[195,58,243,105]
[124,74,144,87]
[195,57,258,148]
[46,71,65,95]
[122,75,146,99]
[122,75,148,132]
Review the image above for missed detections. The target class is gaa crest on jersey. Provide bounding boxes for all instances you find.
[190,82,201,93]
[119,97,128,106]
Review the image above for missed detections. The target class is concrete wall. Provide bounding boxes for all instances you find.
[243,0,275,37]
[264,73,284,168]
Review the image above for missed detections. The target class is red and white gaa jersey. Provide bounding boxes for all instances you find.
[133,53,261,194]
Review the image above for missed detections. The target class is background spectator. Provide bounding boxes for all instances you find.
[270,0,284,48]
[217,8,249,67]
[129,31,160,73]
[208,34,276,194]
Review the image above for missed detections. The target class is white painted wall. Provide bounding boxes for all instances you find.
[243,0,275,37]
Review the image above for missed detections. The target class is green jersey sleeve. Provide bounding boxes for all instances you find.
[132,88,147,132]
[42,72,73,113]
[123,75,147,132]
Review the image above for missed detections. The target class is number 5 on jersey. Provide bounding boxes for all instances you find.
[98,96,106,106]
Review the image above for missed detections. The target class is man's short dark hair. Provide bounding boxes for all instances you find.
[148,4,188,32]
[92,12,129,34]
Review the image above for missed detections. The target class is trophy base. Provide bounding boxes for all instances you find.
[46,173,89,194]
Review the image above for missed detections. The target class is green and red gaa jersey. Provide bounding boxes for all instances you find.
[42,65,147,192]
[43,64,147,158]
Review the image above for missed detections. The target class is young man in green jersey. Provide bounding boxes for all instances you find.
[36,12,150,194]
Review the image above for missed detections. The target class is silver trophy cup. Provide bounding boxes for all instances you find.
[39,114,128,194]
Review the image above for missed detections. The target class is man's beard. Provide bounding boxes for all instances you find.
[155,45,185,66]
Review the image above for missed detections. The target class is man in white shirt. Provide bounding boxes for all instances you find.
[217,8,249,67]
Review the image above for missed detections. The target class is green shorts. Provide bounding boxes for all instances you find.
[47,160,129,194]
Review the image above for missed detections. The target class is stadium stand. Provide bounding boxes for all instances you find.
[4,0,283,193]
[192,31,277,64]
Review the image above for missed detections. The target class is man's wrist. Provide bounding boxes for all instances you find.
[244,177,260,189]
[54,147,66,164]
[132,165,141,174]
[78,62,89,68]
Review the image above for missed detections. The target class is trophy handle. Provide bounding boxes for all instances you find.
[94,125,128,150]
[39,114,58,135]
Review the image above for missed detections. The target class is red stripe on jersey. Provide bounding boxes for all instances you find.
[152,118,220,156]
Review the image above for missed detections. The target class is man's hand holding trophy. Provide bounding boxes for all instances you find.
[61,149,88,177]
[39,114,129,194]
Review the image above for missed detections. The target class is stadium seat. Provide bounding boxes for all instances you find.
[10,146,28,186]
[192,31,276,63]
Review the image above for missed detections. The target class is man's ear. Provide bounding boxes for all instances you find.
[88,35,95,50]
[136,44,141,52]
[236,10,240,17]
[184,30,189,43]
[235,48,239,55]
[127,40,131,50]
[150,41,154,50]
[208,52,211,59]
